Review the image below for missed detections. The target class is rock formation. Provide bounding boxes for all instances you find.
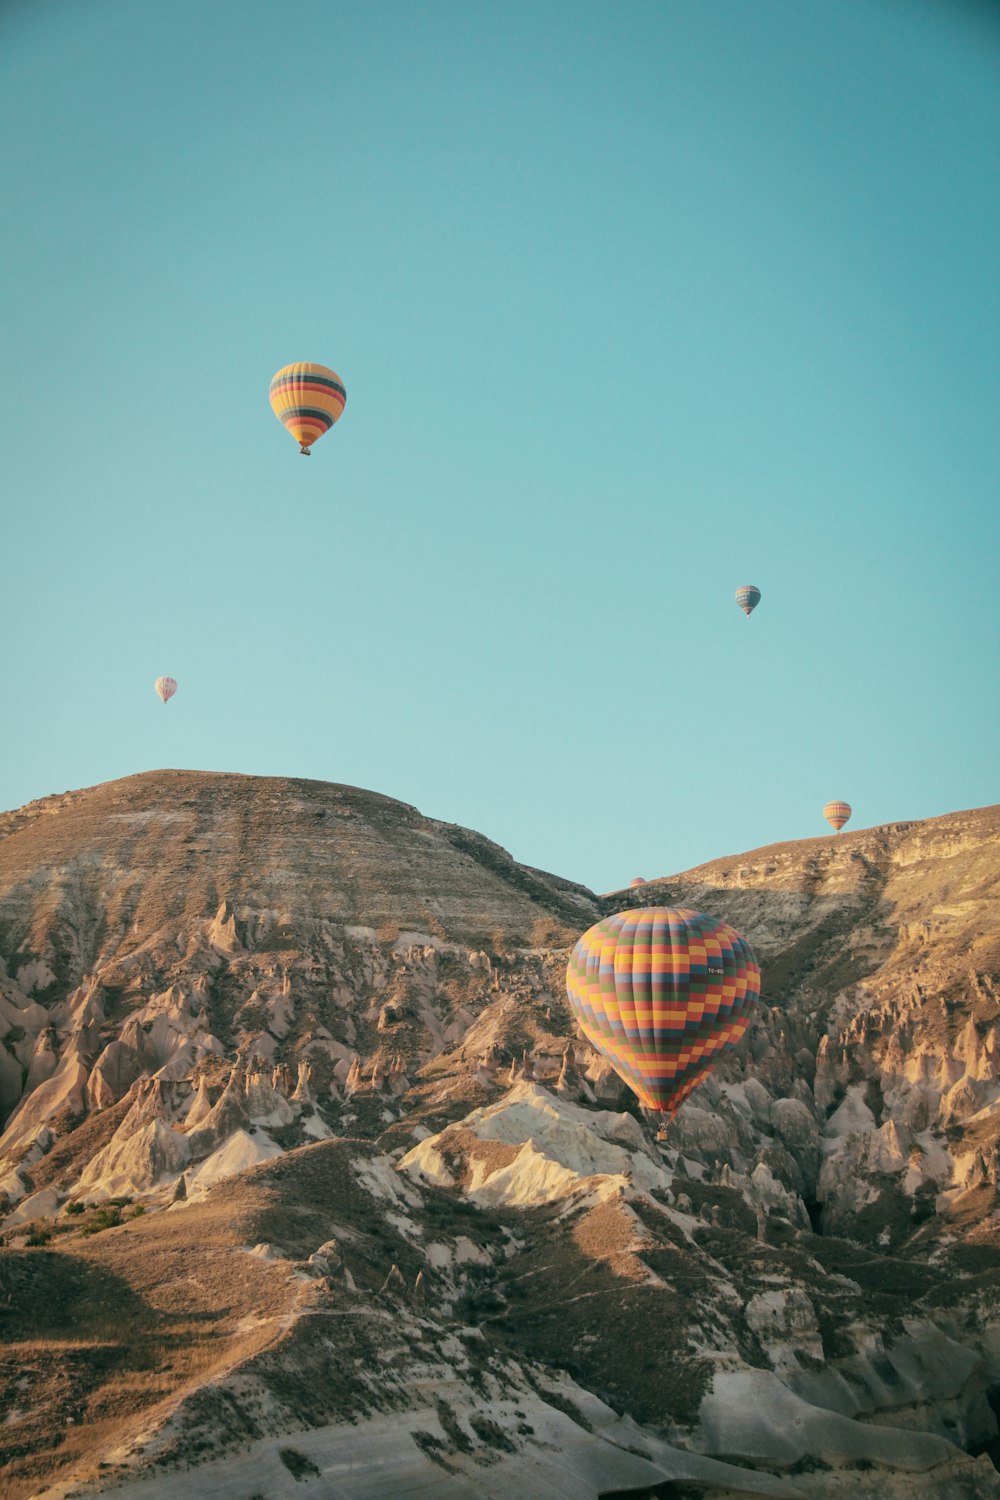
[0,772,997,1499]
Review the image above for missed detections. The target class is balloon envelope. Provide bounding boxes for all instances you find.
[630,877,647,888]
[566,907,760,1117]
[269,362,346,454]
[735,585,761,616]
[155,676,177,704]
[823,800,852,831]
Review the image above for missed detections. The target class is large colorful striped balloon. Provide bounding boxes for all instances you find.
[823,800,852,831]
[154,676,177,704]
[566,907,760,1118]
[269,362,346,455]
[735,585,761,616]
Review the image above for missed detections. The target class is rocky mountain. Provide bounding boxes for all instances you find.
[0,772,998,1500]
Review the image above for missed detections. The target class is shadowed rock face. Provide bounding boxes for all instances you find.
[0,774,998,1500]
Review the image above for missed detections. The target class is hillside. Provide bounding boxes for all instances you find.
[1,774,998,1499]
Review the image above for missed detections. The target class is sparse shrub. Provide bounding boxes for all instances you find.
[65,1201,85,1215]
[525,1382,593,1432]
[454,1283,505,1324]
[469,1413,516,1452]
[81,1207,124,1236]
[50,1106,87,1136]
[911,1183,936,1226]
[26,1229,51,1247]
[411,1430,451,1470]
[130,1205,146,1218]
[435,1399,475,1454]
[278,1448,320,1479]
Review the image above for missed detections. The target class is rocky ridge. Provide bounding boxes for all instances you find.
[0,773,998,1499]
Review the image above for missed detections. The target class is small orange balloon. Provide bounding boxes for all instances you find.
[823,800,852,831]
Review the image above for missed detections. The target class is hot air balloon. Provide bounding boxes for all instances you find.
[630,877,647,888]
[566,907,760,1119]
[735,585,761,616]
[823,800,851,831]
[155,676,177,704]
[269,362,346,455]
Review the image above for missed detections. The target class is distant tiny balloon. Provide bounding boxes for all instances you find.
[630,877,647,887]
[735,585,761,616]
[823,800,851,831]
[155,676,177,704]
[269,362,346,455]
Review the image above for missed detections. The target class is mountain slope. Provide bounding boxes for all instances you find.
[0,775,998,1500]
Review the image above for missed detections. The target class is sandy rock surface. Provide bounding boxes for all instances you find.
[0,773,997,1498]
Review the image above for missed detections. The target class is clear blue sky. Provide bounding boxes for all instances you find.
[2,0,998,893]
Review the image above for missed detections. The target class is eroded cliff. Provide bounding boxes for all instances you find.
[1,774,997,1499]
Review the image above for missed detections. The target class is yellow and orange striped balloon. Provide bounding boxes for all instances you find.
[269,362,346,455]
[823,800,852,831]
